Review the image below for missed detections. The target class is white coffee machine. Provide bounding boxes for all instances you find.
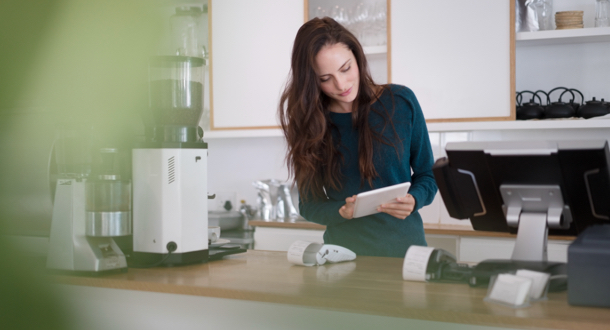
[131,26,210,265]
[47,129,130,274]
[130,6,212,266]
[131,142,209,265]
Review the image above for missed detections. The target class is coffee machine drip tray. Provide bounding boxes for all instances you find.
[128,248,245,266]
[129,250,209,268]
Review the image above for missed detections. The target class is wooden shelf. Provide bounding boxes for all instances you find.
[426,117,610,132]
[203,128,283,139]
[201,118,610,139]
[516,26,610,46]
[249,219,325,230]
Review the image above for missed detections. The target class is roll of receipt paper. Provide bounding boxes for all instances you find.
[287,240,356,266]
[402,245,435,281]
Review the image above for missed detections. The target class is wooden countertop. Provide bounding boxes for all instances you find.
[53,250,607,330]
[249,220,575,241]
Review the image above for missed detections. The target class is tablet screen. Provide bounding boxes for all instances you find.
[352,182,411,218]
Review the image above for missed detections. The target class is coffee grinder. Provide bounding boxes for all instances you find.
[131,6,209,266]
[47,125,130,273]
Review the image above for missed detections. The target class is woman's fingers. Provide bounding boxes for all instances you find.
[379,203,413,212]
[379,208,411,219]
[341,194,413,220]
[345,195,357,203]
[380,208,411,219]
[339,195,358,219]
[378,194,415,219]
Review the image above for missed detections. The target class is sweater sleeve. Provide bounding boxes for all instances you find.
[298,191,351,226]
[401,88,438,212]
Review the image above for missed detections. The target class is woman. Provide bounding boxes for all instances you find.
[278,17,437,258]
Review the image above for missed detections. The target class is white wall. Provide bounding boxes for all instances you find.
[206,136,290,211]
[516,41,610,102]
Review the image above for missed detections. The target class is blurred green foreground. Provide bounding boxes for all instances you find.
[0,1,162,328]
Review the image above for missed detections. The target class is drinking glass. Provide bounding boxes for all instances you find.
[596,0,610,27]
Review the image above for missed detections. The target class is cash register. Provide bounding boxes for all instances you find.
[432,140,610,307]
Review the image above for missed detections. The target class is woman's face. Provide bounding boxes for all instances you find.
[314,42,360,113]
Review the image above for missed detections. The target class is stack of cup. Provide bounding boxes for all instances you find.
[555,11,584,29]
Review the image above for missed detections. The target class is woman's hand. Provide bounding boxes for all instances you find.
[378,194,415,219]
[339,195,357,219]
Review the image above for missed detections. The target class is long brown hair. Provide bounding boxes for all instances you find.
[278,17,396,200]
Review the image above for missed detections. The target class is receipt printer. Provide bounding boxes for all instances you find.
[568,224,610,308]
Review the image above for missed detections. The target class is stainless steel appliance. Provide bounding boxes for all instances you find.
[253,179,299,221]
[46,126,129,273]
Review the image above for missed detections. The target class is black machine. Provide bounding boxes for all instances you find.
[431,140,610,292]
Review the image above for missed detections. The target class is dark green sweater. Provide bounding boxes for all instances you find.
[299,84,438,258]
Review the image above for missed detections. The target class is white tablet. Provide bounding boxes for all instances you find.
[352,182,411,218]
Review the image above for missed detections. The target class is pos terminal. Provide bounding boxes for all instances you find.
[432,140,610,293]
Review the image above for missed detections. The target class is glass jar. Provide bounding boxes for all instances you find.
[527,0,554,31]
[170,6,203,57]
[596,0,610,28]
[148,55,204,142]
[85,148,131,237]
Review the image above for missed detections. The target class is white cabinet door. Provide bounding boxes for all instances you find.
[391,0,513,122]
[210,0,303,129]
